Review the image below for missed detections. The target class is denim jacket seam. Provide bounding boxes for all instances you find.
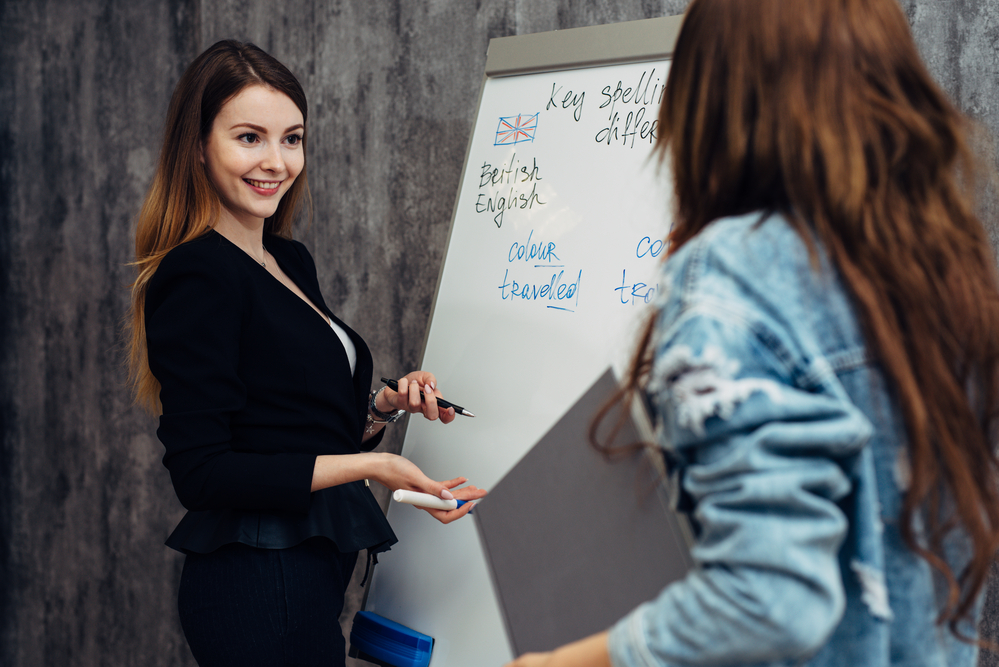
[678,234,710,309]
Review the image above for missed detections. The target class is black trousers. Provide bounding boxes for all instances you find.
[178,537,358,667]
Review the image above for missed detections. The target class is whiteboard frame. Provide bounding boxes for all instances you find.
[486,15,684,78]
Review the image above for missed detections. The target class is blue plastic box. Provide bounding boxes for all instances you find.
[348,611,434,667]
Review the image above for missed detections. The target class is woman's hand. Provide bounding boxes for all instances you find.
[420,476,488,524]
[369,454,487,524]
[379,371,457,424]
[504,632,611,667]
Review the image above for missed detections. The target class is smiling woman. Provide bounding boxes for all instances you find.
[123,40,486,667]
[201,86,305,236]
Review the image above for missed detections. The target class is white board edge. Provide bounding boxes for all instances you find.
[485,15,684,78]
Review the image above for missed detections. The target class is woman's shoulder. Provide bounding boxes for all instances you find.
[664,212,818,308]
[672,212,807,274]
[157,230,235,272]
[148,231,242,303]
[659,212,865,376]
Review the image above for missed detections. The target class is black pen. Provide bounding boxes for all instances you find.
[380,377,476,417]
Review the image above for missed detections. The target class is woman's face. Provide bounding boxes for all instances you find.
[202,84,305,228]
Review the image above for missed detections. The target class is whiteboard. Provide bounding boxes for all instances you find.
[365,16,683,666]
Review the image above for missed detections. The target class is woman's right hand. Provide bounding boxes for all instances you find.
[370,454,486,524]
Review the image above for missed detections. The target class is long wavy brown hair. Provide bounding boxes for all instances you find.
[126,40,311,413]
[600,0,999,636]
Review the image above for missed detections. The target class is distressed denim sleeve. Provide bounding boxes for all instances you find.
[608,306,873,667]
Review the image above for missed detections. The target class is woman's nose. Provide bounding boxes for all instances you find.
[260,142,285,173]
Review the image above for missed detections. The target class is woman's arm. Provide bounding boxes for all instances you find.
[604,308,872,666]
[311,452,485,524]
[148,248,319,513]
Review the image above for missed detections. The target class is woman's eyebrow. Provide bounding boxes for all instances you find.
[229,122,305,133]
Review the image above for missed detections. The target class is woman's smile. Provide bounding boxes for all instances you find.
[243,178,282,194]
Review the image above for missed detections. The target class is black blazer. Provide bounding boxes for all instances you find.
[146,230,396,555]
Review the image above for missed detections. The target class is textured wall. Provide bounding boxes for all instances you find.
[904,0,999,252]
[0,1,201,665]
[1,1,998,666]
[901,2,999,659]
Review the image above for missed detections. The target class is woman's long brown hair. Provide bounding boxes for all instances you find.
[602,0,999,636]
[125,40,311,413]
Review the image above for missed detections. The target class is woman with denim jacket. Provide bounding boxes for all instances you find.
[506,0,999,666]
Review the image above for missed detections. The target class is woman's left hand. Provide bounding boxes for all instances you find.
[505,653,554,667]
[503,632,611,667]
[382,371,457,424]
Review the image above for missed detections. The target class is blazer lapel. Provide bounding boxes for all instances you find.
[268,236,331,319]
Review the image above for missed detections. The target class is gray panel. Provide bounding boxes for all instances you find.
[474,369,693,655]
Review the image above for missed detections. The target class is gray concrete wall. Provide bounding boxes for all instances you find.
[2,1,998,665]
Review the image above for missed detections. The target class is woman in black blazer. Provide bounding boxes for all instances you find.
[126,40,484,667]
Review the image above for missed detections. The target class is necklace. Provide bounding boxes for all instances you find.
[257,245,268,268]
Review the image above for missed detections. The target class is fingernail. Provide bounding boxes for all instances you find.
[441,489,454,500]
[431,381,436,390]
[425,384,433,394]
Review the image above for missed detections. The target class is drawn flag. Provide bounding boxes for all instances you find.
[495,113,539,146]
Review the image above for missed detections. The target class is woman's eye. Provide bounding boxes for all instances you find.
[286,134,303,146]
[238,133,259,144]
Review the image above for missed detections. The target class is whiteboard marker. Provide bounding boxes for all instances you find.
[380,377,476,417]
[392,489,473,512]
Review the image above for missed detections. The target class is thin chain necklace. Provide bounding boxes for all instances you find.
[255,245,268,268]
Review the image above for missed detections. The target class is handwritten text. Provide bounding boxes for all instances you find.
[547,82,585,122]
[509,229,561,264]
[476,153,547,228]
[595,68,664,148]
[499,268,582,311]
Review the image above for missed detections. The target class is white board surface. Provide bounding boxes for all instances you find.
[364,17,682,666]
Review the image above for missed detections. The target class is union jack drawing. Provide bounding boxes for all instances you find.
[494,113,539,145]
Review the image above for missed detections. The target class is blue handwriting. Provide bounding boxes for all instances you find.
[498,269,582,311]
[509,229,561,265]
[636,236,666,258]
[614,269,658,305]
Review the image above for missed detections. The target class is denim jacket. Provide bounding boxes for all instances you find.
[608,213,980,667]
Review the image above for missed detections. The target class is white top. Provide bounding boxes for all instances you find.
[328,317,357,377]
